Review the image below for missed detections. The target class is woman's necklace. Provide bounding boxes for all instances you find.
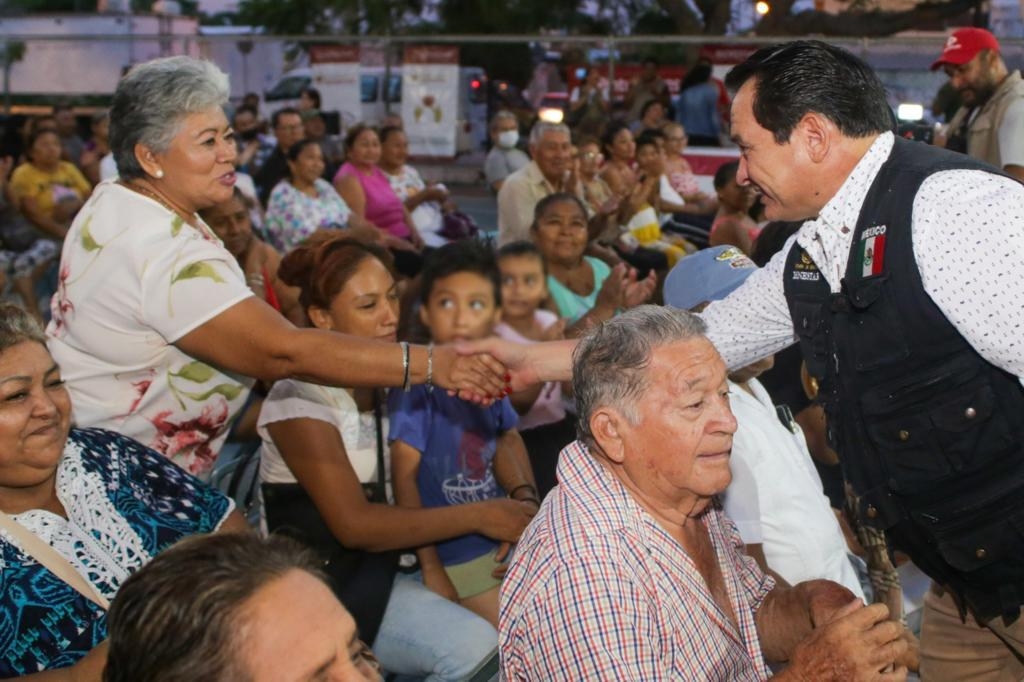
[124,179,201,230]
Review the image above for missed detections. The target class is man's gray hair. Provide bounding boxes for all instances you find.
[490,109,518,131]
[109,56,230,180]
[529,121,570,146]
[573,305,707,447]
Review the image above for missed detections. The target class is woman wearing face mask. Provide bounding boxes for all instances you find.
[483,111,528,193]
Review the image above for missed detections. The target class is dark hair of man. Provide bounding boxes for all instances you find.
[713,160,739,191]
[497,240,548,276]
[103,534,325,682]
[724,40,893,144]
[271,106,301,130]
[419,239,501,306]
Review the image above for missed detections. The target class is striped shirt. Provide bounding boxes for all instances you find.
[499,440,774,680]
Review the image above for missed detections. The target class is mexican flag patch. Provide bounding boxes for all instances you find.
[858,225,887,277]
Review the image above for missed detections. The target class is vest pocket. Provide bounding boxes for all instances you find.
[915,485,1024,574]
[862,369,1014,494]
[791,298,828,380]
[844,276,910,371]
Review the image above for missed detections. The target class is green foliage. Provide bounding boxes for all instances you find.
[630,9,692,65]
[237,0,423,36]
[439,0,581,33]
[2,41,25,65]
[237,0,337,35]
[437,0,593,86]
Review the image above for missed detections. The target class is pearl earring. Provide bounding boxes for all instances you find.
[154,169,164,179]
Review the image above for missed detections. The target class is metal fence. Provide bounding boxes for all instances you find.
[3,27,1024,118]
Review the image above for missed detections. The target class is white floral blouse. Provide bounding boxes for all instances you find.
[47,180,255,480]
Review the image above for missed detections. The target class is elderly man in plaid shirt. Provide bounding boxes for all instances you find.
[499,306,907,680]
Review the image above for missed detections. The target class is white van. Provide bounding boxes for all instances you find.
[264,65,488,155]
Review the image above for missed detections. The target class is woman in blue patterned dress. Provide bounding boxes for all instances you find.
[0,304,247,680]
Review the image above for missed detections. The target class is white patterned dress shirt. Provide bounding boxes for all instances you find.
[701,132,1024,380]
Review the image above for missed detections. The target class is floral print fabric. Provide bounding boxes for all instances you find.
[0,428,233,676]
[47,180,254,480]
[264,178,352,252]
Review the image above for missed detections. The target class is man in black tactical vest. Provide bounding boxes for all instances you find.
[694,40,1024,681]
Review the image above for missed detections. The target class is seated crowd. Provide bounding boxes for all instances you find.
[0,53,913,682]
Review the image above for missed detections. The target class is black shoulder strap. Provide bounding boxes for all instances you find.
[370,389,387,503]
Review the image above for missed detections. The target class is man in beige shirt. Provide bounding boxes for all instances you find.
[497,122,620,248]
[497,122,575,246]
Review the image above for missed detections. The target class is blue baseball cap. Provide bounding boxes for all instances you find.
[664,246,757,310]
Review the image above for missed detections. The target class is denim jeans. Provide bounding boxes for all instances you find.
[372,572,498,682]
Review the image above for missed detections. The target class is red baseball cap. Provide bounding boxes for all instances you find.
[931,28,1001,71]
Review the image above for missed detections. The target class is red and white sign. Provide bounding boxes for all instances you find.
[308,44,361,129]
[566,64,687,104]
[402,46,460,157]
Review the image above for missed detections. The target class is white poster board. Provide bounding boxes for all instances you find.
[308,44,361,131]
[401,46,459,158]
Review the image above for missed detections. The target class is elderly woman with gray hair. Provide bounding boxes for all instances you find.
[47,56,508,481]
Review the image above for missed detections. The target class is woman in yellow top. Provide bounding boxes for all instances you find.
[9,128,92,240]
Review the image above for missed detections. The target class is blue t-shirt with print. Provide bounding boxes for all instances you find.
[388,386,519,565]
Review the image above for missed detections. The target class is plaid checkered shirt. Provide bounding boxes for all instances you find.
[499,440,775,680]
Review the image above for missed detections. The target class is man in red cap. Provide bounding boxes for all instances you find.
[932,27,1024,181]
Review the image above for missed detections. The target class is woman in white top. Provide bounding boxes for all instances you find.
[48,56,510,481]
[257,232,536,681]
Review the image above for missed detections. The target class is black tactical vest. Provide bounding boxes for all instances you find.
[783,137,1024,621]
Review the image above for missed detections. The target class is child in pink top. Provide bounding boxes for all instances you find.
[494,241,576,498]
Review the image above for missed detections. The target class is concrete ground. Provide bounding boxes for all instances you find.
[411,149,501,236]
[448,183,499,236]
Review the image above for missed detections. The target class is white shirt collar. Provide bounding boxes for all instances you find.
[796,131,895,289]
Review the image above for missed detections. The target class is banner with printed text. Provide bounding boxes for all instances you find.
[401,46,459,157]
[308,44,361,130]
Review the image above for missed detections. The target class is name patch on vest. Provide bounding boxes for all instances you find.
[791,250,821,281]
[858,225,887,277]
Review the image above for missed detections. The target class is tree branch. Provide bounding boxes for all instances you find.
[757,0,982,37]
[653,0,704,34]
[695,0,732,35]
